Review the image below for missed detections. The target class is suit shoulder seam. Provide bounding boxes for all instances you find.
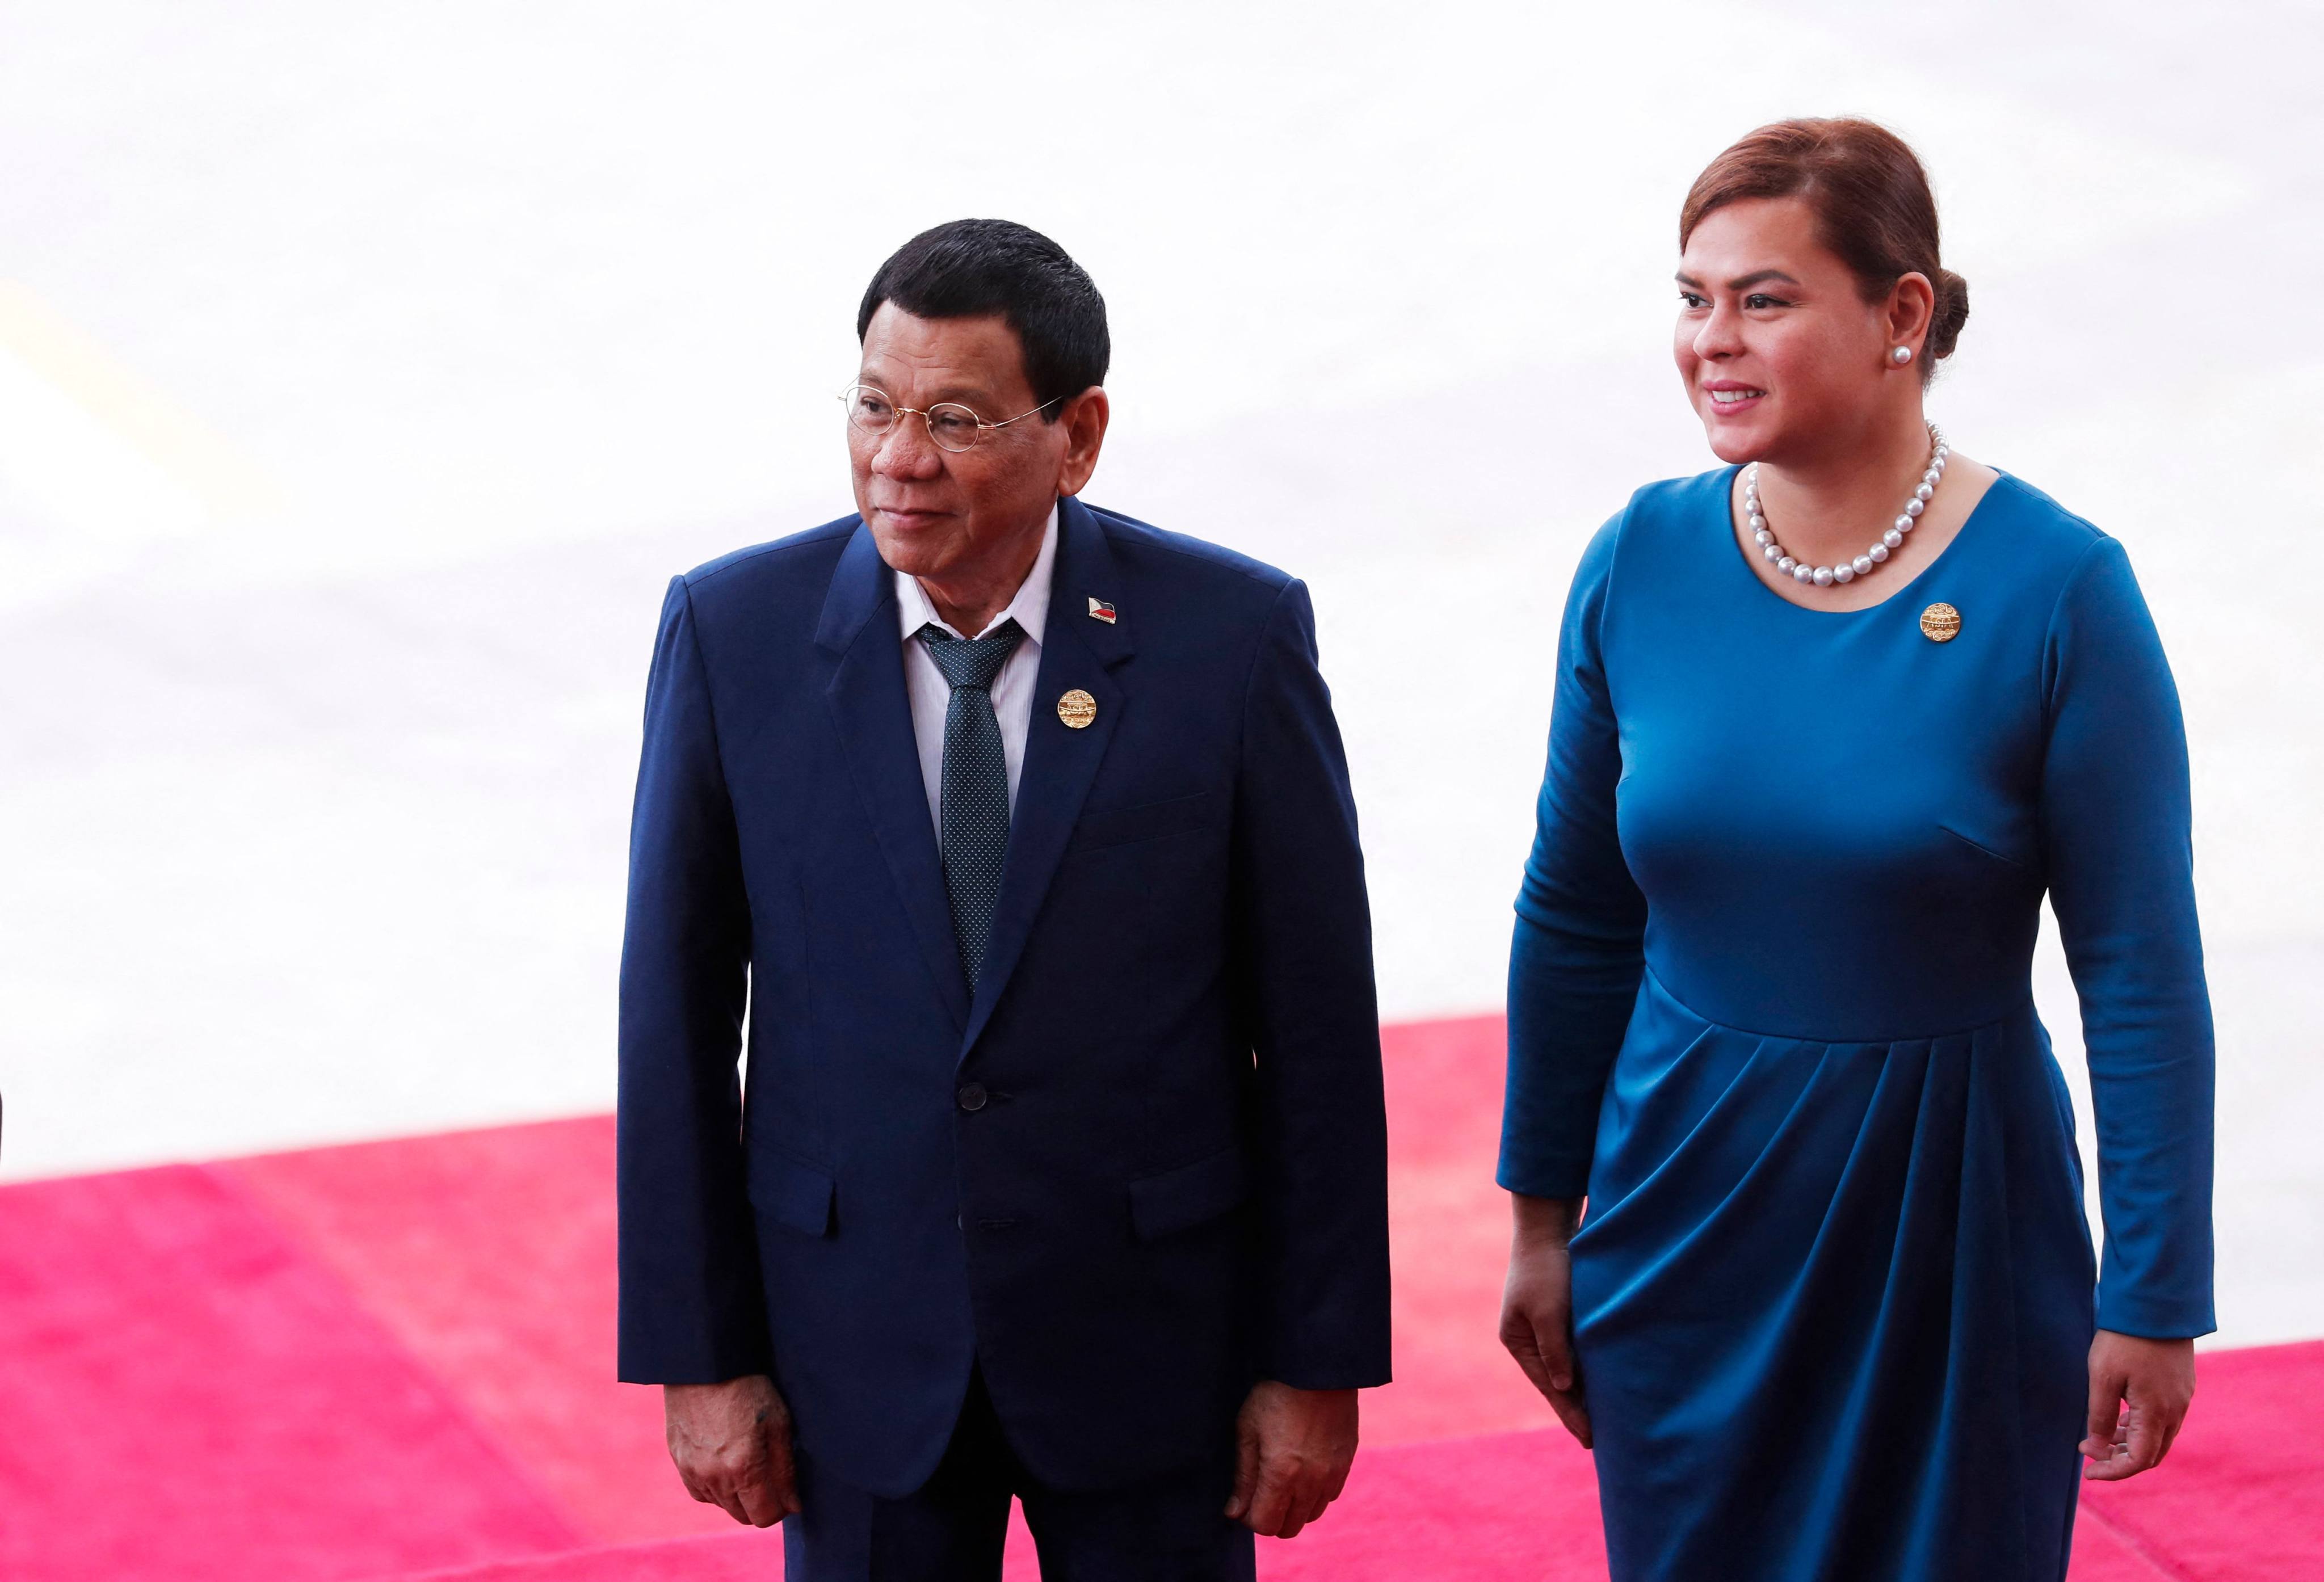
[685,528,854,590]
[1089,512,1292,592]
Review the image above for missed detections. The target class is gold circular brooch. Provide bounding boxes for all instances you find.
[1920,603,1961,643]
[1056,688,1098,729]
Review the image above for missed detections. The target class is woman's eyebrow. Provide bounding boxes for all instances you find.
[1671,269,1804,290]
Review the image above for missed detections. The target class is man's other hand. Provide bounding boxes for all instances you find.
[664,1374,800,1526]
[1224,1380,1358,1538]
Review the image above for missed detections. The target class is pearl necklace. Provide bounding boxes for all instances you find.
[1746,427,1948,588]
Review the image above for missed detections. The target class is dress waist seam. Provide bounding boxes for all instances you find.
[1640,961,2033,1047]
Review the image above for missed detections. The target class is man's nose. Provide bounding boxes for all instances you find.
[871,414,945,479]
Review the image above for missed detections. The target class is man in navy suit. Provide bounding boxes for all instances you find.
[617,219,1390,1580]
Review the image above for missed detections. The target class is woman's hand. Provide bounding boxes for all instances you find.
[2082,1330,2196,1481]
[1499,1193,1591,1448]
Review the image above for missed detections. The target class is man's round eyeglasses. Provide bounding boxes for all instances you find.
[839,384,1060,453]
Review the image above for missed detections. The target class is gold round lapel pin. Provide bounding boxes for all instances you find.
[1057,688,1098,729]
[1920,603,1962,643]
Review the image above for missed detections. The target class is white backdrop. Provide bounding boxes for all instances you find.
[1,1,2316,1344]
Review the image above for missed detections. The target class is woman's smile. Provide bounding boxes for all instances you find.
[1702,381,1768,413]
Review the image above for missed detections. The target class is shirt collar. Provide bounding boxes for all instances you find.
[896,503,1058,647]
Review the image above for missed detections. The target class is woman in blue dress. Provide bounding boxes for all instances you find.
[1497,118,2213,1581]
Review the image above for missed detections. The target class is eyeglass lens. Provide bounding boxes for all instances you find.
[843,385,985,453]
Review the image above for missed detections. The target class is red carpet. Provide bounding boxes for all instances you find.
[3,1015,2317,1579]
[224,1119,727,1547]
[0,1166,579,1581]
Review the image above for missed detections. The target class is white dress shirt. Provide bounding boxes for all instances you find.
[896,506,1057,834]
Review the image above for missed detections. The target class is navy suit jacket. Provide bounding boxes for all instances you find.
[616,494,1391,1497]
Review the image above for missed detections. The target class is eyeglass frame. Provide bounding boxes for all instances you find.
[838,382,1064,453]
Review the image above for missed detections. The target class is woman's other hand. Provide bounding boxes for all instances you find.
[2082,1330,2196,1480]
[1501,1193,1592,1448]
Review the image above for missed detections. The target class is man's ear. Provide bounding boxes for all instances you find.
[1057,387,1110,497]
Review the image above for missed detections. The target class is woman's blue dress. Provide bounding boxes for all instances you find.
[1499,468,2214,1581]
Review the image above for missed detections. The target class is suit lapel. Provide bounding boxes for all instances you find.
[961,497,1136,1057]
[816,523,970,1033]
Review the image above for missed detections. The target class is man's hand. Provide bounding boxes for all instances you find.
[1500,1193,1591,1449]
[663,1374,800,1526]
[2082,1331,2196,1481]
[1224,1381,1358,1539]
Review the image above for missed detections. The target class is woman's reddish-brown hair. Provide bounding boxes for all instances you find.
[1680,117,1969,373]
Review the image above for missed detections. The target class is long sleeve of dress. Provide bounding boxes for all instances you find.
[1499,520,1649,1200]
[2040,537,2216,1338]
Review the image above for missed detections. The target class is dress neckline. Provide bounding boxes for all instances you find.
[1715,464,2016,619]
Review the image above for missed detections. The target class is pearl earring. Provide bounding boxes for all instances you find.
[1890,345,1914,365]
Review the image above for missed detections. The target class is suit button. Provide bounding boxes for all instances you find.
[957,1083,988,1112]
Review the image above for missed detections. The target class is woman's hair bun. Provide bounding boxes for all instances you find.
[1929,268,1970,362]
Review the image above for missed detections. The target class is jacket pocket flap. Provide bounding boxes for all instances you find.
[1070,792,1218,853]
[1128,1146,1248,1240]
[748,1150,835,1237]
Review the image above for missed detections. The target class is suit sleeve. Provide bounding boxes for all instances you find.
[1231,579,1393,1390]
[1497,519,1648,1200]
[2040,537,2216,1339]
[616,575,772,1383]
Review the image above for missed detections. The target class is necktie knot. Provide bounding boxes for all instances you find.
[917,620,1024,692]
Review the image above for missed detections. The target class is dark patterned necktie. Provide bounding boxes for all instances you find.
[915,619,1026,988]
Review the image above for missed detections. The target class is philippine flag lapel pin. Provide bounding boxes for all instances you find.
[1087,596,1117,625]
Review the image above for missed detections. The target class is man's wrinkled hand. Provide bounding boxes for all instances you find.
[664,1374,800,1526]
[1224,1381,1358,1539]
